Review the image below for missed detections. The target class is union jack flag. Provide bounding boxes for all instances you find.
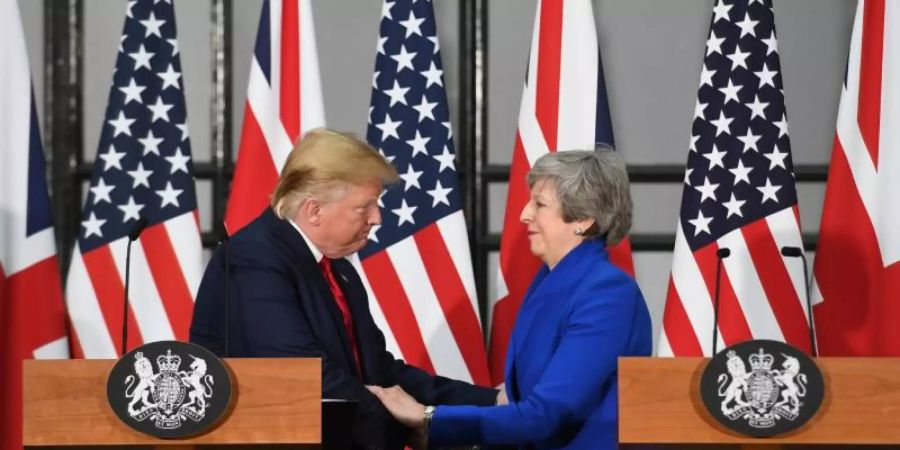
[225,0,325,233]
[1,0,69,446]
[357,0,491,386]
[813,0,900,356]
[659,0,811,356]
[487,0,633,385]
[65,0,203,357]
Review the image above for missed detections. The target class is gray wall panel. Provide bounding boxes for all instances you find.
[19,0,44,122]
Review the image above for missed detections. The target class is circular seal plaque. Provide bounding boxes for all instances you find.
[700,339,824,438]
[107,340,232,439]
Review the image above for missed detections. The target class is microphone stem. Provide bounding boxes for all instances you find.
[224,239,230,357]
[712,255,723,356]
[801,254,817,357]
[122,239,132,356]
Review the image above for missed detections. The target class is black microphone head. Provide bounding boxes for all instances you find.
[716,248,731,258]
[781,246,803,257]
[128,217,149,241]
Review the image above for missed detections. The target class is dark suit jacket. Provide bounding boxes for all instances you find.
[190,208,497,449]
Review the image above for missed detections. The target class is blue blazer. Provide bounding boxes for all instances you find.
[189,209,497,450]
[430,240,652,449]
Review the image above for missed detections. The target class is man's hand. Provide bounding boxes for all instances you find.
[367,385,426,429]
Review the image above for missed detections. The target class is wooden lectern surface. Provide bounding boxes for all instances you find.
[619,357,900,445]
[23,358,321,446]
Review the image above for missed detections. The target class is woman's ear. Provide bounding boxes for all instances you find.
[574,218,596,235]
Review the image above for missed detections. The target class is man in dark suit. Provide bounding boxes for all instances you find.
[190,128,499,449]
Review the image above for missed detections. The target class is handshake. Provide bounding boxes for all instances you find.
[367,385,508,450]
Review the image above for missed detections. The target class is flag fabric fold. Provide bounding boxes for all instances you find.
[487,0,631,386]
[0,0,70,447]
[65,0,202,358]
[359,0,491,386]
[225,0,325,233]
[659,0,811,356]
[812,0,900,356]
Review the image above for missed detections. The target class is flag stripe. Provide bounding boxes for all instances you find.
[857,0,885,165]
[226,104,280,232]
[65,251,115,357]
[695,242,754,345]
[534,0,563,149]
[388,238,470,381]
[280,0,300,139]
[765,207,809,318]
[165,212,203,298]
[362,250,437,374]
[415,223,488,385]
[741,217,810,351]
[556,0,599,150]
[347,254,403,356]
[436,213,481,320]
[10,257,67,353]
[82,245,143,355]
[718,228,785,341]
[109,238,176,346]
[140,223,194,340]
[668,225,723,356]
[661,276,704,356]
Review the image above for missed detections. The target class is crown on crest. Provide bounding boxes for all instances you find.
[749,348,774,371]
[157,349,181,371]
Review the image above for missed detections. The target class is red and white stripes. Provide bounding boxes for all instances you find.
[812,0,900,356]
[659,207,810,356]
[353,211,490,385]
[225,0,324,233]
[66,212,202,358]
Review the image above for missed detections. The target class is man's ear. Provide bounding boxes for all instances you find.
[300,199,322,226]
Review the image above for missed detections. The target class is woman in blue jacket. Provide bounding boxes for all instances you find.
[369,148,653,450]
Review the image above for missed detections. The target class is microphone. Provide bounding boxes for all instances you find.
[122,217,149,355]
[781,246,818,357]
[128,216,149,241]
[219,224,232,357]
[711,247,731,356]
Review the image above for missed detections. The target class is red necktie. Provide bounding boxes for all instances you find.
[319,258,362,375]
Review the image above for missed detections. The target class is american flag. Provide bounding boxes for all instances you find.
[357,0,490,386]
[812,0,900,356]
[659,0,811,357]
[1,0,69,446]
[487,0,633,385]
[225,0,325,233]
[65,0,202,358]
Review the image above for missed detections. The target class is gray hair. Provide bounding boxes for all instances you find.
[527,147,633,244]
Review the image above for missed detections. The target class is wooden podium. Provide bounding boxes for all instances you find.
[619,357,900,448]
[23,358,323,448]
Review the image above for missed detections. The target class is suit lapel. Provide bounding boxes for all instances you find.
[264,210,360,376]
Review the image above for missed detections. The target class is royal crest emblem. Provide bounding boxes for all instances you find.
[108,341,231,439]
[700,339,824,438]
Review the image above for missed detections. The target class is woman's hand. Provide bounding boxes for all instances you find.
[496,389,509,405]
[366,385,426,429]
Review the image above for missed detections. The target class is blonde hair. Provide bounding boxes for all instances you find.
[271,128,399,219]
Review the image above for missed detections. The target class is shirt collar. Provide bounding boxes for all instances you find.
[288,219,324,263]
